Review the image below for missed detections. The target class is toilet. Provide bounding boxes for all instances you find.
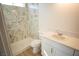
[31,40,41,54]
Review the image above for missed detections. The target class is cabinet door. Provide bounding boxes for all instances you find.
[42,42,55,56]
[54,48,73,56]
[74,50,79,56]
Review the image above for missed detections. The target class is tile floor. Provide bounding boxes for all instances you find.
[17,47,42,56]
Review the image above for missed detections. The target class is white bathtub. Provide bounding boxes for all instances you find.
[10,37,34,55]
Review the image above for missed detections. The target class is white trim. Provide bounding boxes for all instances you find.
[41,49,48,56]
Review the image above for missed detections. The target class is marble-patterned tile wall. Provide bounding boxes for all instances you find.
[2,4,28,43]
[2,4,39,43]
[27,3,39,39]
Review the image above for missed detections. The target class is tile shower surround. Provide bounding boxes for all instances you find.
[2,4,39,43]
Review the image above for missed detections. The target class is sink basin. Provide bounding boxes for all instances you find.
[52,35,66,40]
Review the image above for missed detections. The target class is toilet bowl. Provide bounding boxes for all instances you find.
[31,40,41,54]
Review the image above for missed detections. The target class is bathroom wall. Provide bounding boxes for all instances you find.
[39,3,79,38]
[2,4,39,44]
[0,4,12,55]
[39,4,52,32]
[0,34,6,55]
[2,4,28,43]
[27,3,39,39]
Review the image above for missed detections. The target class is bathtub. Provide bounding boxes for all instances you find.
[10,37,34,55]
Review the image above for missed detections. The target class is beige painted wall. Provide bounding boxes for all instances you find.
[39,3,79,38]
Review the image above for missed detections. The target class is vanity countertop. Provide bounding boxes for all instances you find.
[39,32,79,50]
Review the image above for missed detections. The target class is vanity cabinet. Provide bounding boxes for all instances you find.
[41,37,77,56]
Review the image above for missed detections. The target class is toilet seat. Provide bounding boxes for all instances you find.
[31,40,41,47]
